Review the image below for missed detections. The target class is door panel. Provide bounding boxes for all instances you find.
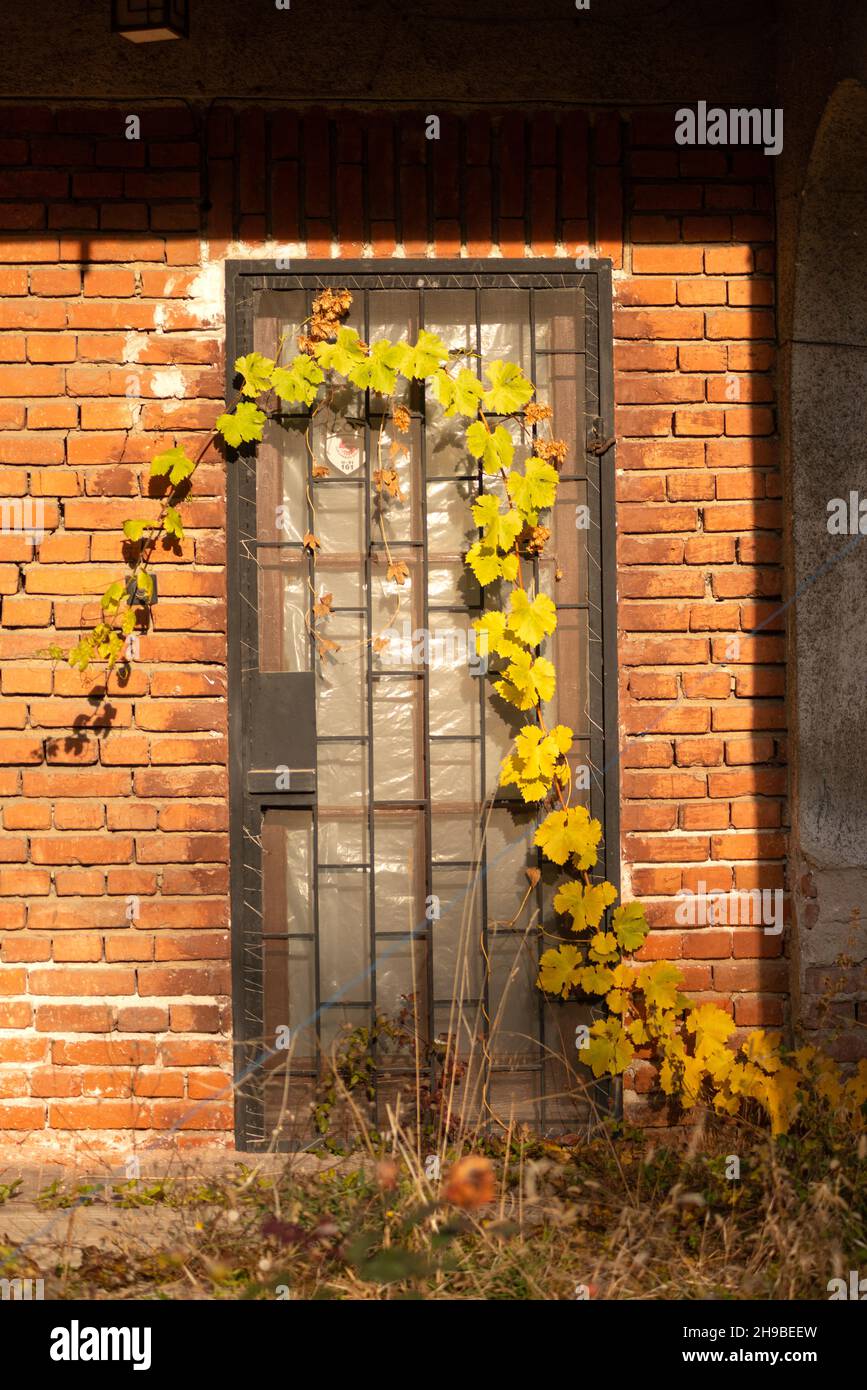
[228,264,618,1149]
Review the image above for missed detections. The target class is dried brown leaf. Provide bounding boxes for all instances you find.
[387,560,410,587]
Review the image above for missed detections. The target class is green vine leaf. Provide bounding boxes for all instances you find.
[136,570,155,603]
[165,507,184,541]
[234,351,275,397]
[433,366,485,416]
[483,359,534,414]
[101,581,125,612]
[217,402,266,448]
[314,327,368,377]
[466,421,515,475]
[506,456,559,523]
[122,519,149,543]
[348,339,406,395]
[271,354,325,406]
[397,329,450,380]
[150,445,192,480]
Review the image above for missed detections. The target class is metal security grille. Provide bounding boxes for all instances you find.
[227,262,618,1150]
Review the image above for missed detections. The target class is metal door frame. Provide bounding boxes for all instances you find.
[226,260,619,1149]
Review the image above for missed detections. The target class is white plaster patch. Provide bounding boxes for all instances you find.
[123,332,149,364]
[186,258,225,328]
[149,367,187,399]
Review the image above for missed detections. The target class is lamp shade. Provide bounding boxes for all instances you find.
[111,0,189,42]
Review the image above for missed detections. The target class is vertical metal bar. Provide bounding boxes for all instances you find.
[306,281,323,1085]
[595,260,621,1124]
[363,287,378,1117]
[227,264,251,1147]
[418,286,436,1112]
[475,282,492,1120]
[528,283,546,1133]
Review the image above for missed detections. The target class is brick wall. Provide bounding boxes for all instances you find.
[0,104,783,1152]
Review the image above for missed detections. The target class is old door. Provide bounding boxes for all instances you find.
[227,263,618,1149]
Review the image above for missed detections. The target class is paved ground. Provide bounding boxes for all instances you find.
[0,1149,349,1275]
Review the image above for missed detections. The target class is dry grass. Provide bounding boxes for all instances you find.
[2,1100,864,1300]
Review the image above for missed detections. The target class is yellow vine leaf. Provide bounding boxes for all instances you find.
[754,1065,801,1136]
[741,1030,782,1074]
[470,493,523,552]
[466,543,518,587]
[611,901,649,952]
[792,1044,819,1073]
[702,1043,735,1085]
[553,879,617,933]
[713,1087,741,1116]
[679,1054,707,1108]
[466,420,515,473]
[582,1018,634,1078]
[537,944,584,1000]
[506,589,557,647]
[687,1002,736,1056]
[604,963,637,1017]
[273,353,325,405]
[473,611,506,656]
[588,930,619,963]
[722,1060,756,1099]
[659,1048,682,1098]
[637,961,685,1013]
[493,650,556,711]
[499,724,572,803]
[431,366,481,418]
[579,963,615,995]
[483,359,534,414]
[534,805,602,869]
